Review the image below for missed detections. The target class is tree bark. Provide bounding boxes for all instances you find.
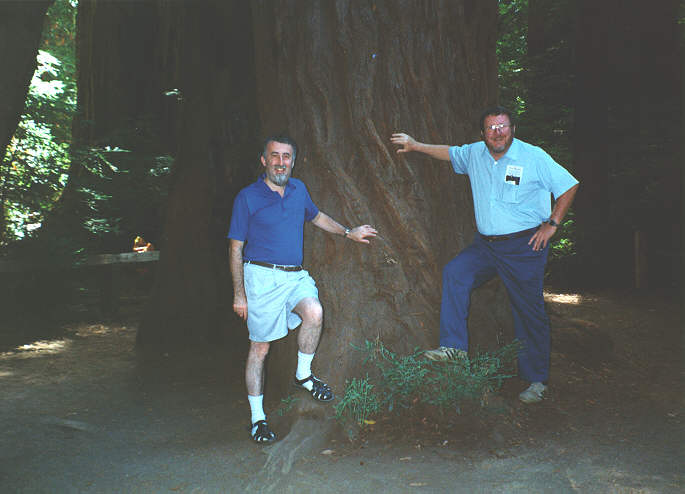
[249,0,504,400]
[0,1,52,171]
[70,0,508,399]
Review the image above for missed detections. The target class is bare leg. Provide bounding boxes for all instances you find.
[246,341,270,396]
[292,297,334,401]
[294,297,323,354]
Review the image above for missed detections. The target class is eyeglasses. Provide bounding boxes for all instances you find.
[484,123,511,133]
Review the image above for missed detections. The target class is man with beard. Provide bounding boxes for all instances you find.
[228,134,377,443]
[390,106,579,404]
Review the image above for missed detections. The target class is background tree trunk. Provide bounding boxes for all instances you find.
[574,0,681,288]
[249,0,506,401]
[573,0,611,285]
[46,0,167,245]
[138,0,260,345]
[0,1,53,171]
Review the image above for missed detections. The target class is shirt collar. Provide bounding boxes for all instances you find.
[480,138,521,162]
[505,138,521,160]
[257,173,296,195]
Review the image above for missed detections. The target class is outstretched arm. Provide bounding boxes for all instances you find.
[311,212,377,244]
[529,183,580,251]
[229,239,248,320]
[390,133,451,161]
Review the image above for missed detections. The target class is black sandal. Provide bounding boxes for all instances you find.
[251,420,276,443]
[294,375,335,402]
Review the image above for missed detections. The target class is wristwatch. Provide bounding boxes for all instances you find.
[344,228,351,238]
[548,219,559,227]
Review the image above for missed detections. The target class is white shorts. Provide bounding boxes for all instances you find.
[244,263,319,342]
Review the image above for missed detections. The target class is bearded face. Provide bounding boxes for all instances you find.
[482,114,515,158]
[261,141,294,187]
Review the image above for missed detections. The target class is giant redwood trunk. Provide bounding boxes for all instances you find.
[67,0,509,395]
[0,1,52,180]
[248,0,506,401]
[129,0,510,407]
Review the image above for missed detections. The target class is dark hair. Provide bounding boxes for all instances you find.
[262,134,297,163]
[479,106,515,131]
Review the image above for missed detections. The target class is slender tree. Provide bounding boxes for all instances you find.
[0,1,53,180]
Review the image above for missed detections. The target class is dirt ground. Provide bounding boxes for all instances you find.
[1,288,683,493]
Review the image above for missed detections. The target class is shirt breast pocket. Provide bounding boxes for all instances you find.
[498,165,524,203]
[498,181,520,203]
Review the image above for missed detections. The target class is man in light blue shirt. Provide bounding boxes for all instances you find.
[391,106,579,404]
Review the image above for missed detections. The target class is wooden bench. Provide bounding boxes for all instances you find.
[0,251,160,316]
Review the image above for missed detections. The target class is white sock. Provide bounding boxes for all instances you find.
[248,394,266,428]
[296,351,315,390]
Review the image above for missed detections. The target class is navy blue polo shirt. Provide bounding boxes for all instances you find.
[228,175,319,266]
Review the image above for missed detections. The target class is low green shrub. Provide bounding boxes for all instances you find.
[335,338,519,428]
[334,375,381,427]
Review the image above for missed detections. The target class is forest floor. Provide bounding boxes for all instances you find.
[0,286,683,493]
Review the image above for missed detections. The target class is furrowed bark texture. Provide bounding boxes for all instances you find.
[249,0,508,399]
[72,0,512,393]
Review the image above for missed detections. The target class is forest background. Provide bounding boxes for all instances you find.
[0,0,682,345]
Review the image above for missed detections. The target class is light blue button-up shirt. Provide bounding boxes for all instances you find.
[449,138,578,236]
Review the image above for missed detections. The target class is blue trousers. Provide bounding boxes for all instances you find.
[439,233,550,383]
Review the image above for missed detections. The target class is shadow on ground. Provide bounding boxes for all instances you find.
[0,289,683,492]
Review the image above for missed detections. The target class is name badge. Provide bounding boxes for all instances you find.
[504,165,523,186]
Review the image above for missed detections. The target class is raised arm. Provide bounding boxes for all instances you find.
[311,212,377,244]
[390,133,451,161]
[229,239,248,320]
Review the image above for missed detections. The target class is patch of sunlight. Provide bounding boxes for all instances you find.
[544,292,582,305]
[1,339,71,360]
[72,324,110,337]
[0,370,14,378]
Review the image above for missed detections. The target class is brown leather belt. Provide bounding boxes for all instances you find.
[480,226,539,243]
[245,260,303,272]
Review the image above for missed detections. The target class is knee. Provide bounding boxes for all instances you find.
[443,257,467,283]
[301,300,323,326]
[249,341,270,360]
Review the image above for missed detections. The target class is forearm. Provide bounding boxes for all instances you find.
[391,133,451,161]
[229,239,246,297]
[529,183,579,251]
[550,183,579,224]
[311,212,347,236]
[311,212,378,244]
[413,142,451,161]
